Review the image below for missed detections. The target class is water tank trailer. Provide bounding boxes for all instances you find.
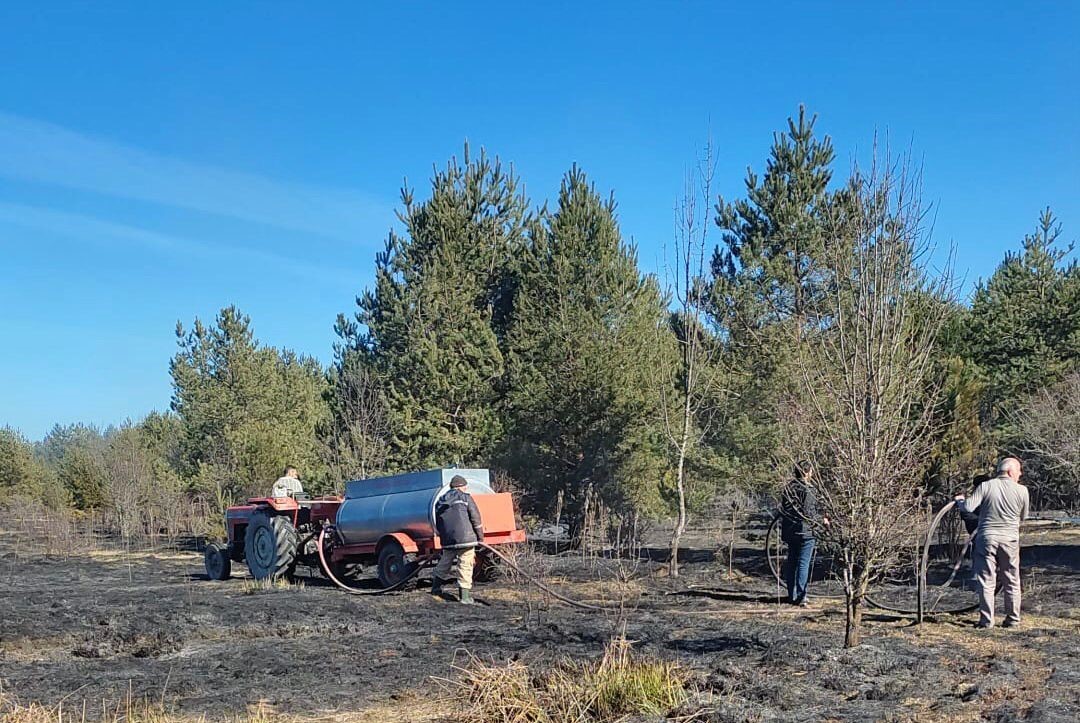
[203,468,525,588]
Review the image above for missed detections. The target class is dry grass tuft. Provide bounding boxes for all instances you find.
[0,690,443,722]
[239,576,305,595]
[588,637,687,719]
[439,637,689,723]
[0,690,273,722]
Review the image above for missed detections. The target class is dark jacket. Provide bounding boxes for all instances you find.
[780,480,818,541]
[960,477,990,536]
[960,505,980,536]
[435,489,484,549]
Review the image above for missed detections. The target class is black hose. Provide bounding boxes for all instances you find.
[316,527,431,595]
[867,502,997,615]
[313,525,606,608]
[479,543,608,610]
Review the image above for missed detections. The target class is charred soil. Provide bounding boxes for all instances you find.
[1,520,1078,722]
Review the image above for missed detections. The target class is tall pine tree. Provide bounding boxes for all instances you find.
[505,166,669,516]
[337,146,529,470]
[708,107,850,491]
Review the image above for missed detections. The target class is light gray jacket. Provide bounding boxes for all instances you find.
[960,475,1029,541]
[271,476,304,498]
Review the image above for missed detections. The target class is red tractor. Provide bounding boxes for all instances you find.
[204,468,524,588]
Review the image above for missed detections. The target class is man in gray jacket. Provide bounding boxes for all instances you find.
[955,457,1030,629]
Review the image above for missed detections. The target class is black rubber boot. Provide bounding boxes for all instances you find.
[431,578,447,596]
[459,587,475,605]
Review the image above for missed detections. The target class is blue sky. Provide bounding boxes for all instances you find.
[1,2,1077,440]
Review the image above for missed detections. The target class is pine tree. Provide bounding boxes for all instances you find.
[37,423,109,509]
[712,106,845,330]
[59,443,109,510]
[965,208,1078,408]
[708,107,850,491]
[170,306,330,508]
[925,354,995,493]
[338,146,529,470]
[505,166,669,516]
[0,427,66,507]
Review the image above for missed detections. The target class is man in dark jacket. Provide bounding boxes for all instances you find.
[431,474,485,604]
[960,473,992,536]
[780,461,826,606]
[958,473,991,591]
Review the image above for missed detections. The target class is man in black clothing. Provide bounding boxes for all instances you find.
[960,473,992,536]
[780,461,826,606]
[958,472,991,591]
[431,475,485,604]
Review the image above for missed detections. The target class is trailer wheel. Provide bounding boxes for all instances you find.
[377,540,414,589]
[243,511,298,580]
[204,542,231,580]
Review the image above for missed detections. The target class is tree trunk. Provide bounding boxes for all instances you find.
[844,565,870,648]
[727,506,737,578]
[844,595,862,648]
[668,452,687,578]
[668,392,693,578]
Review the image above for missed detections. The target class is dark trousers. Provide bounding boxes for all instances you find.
[784,535,815,603]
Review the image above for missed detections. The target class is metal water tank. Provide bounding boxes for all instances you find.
[334,468,494,546]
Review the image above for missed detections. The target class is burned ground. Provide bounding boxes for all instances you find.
[1,518,1078,722]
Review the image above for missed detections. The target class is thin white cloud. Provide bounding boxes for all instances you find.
[0,110,391,240]
[0,201,356,286]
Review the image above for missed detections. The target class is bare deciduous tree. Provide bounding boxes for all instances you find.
[1013,371,1080,508]
[787,148,953,646]
[324,361,390,482]
[104,427,153,541]
[660,139,722,578]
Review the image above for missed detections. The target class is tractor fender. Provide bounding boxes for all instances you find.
[253,497,299,513]
[377,532,418,554]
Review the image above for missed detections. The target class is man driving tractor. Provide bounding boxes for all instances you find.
[271,466,304,499]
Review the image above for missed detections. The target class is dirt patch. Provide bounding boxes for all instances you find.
[1,523,1078,721]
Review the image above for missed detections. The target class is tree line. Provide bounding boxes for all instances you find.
[2,109,1077,551]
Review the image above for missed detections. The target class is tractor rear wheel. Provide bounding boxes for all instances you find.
[243,511,299,580]
[376,540,415,589]
[204,542,231,580]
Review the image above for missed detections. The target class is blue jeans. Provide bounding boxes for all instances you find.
[785,535,815,603]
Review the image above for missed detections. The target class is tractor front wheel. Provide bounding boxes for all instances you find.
[243,512,299,580]
[376,540,414,589]
[204,542,231,580]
